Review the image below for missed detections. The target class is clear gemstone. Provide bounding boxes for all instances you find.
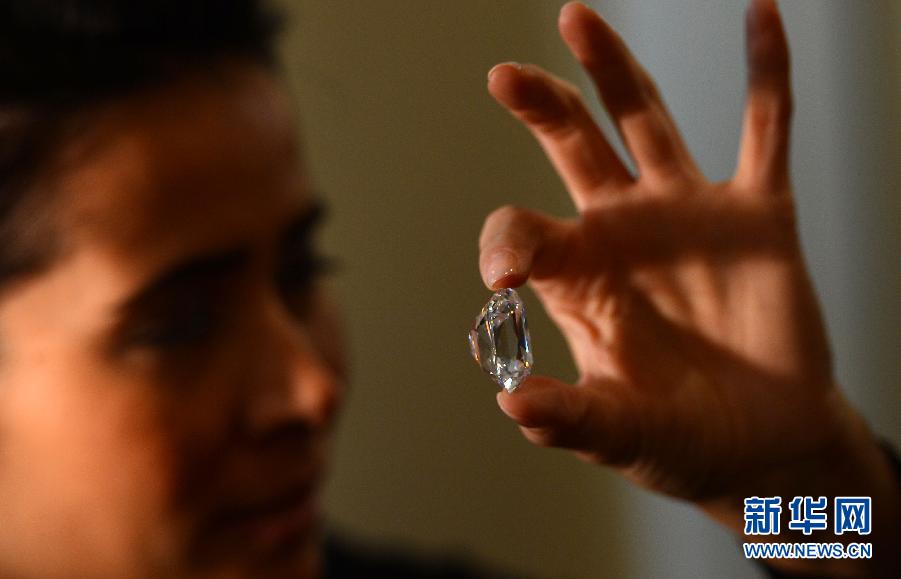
[468,288,533,392]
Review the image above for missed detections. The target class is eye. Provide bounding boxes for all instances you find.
[278,251,336,314]
[122,291,229,350]
[134,307,221,348]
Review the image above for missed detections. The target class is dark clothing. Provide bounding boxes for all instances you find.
[323,534,519,579]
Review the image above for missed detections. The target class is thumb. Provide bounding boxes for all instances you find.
[497,375,638,466]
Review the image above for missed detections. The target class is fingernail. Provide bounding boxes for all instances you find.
[486,249,519,287]
[747,0,761,24]
[487,61,522,82]
[748,0,777,25]
[560,2,590,22]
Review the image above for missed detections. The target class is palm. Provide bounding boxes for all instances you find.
[535,182,834,498]
[480,1,840,500]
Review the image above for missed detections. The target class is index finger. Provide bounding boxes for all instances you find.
[487,62,633,211]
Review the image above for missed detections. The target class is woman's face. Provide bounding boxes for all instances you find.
[0,62,345,579]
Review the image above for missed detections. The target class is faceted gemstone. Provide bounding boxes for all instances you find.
[468,288,533,392]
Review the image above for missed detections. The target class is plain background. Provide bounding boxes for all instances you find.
[279,2,900,577]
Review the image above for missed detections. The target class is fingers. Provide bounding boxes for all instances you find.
[735,0,793,190]
[558,2,700,184]
[496,375,637,465]
[487,62,632,209]
[478,205,570,289]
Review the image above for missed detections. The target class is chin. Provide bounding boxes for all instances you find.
[183,498,325,579]
[246,532,322,579]
[190,531,323,579]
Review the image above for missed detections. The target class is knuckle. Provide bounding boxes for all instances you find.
[636,69,663,104]
[748,90,793,130]
[516,73,589,139]
[521,94,577,137]
[556,79,584,108]
[780,93,794,122]
[523,425,571,449]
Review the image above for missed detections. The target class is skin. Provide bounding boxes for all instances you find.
[480,1,900,577]
[0,62,345,578]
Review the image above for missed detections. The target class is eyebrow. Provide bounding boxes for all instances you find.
[115,200,326,316]
[279,200,326,250]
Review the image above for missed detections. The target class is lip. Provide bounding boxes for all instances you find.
[243,484,319,548]
[203,479,322,555]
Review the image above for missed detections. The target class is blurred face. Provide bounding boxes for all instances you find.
[0,62,345,578]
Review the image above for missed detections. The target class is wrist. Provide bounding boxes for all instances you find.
[699,390,901,577]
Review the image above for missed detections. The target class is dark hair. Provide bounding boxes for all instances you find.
[0,0,283,287]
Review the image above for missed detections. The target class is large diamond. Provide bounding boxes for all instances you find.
[469,288,533,392]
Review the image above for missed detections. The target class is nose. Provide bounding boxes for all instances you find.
[243,292,343,437]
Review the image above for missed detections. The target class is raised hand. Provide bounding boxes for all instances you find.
[480,2,899,574]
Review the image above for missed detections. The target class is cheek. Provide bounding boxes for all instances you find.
[0,348,181,577]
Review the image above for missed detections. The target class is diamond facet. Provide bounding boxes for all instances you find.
[468,288,533,392]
